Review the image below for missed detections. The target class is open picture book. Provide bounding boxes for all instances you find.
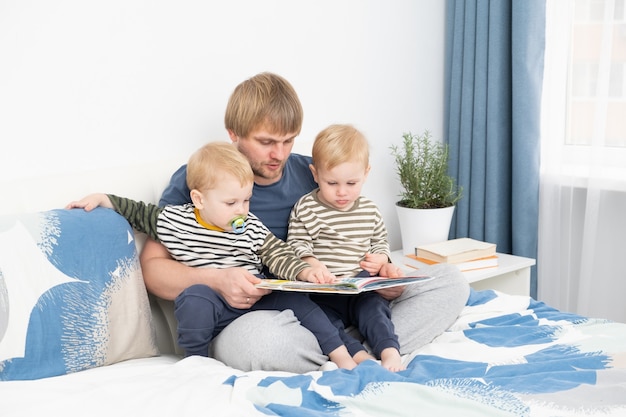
[255,274,433,294]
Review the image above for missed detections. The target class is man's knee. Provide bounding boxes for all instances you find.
[211,310,327,372]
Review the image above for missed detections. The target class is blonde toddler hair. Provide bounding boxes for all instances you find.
[312,124,370,171]
[186,141,254,191]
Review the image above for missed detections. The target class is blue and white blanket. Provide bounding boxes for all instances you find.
[220,289,626,416]
[4,288,624,417]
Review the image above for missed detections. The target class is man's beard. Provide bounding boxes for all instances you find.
[251,160,284,182]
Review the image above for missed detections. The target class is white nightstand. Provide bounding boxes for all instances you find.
[390,250,536,296]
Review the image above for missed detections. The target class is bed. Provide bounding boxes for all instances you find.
[2,162,625,417]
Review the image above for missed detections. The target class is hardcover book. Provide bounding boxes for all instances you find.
[407,253,498,272]
[415,238,497,264]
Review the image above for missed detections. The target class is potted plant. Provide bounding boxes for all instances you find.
[390,130,462,254]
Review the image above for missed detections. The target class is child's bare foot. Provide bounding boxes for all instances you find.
[380,347,405,372]
[353,350,376,364]
[328,346,358,370]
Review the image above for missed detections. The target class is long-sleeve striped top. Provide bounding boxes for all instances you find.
[286,190,391,277]
[108,194,309,280]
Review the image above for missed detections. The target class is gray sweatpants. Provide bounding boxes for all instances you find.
[210,263,470,373]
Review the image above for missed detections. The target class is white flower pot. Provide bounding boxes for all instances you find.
[395,204,455,255]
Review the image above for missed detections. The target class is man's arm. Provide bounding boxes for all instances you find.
[139,238,270,306]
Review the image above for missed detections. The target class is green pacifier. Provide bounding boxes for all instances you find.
[230,216,246,234]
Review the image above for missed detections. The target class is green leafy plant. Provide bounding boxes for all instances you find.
[390,130,462,209]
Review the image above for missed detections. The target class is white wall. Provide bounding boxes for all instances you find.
[0,0,445,250]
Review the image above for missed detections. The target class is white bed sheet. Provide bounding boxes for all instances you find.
[2,355,246,417]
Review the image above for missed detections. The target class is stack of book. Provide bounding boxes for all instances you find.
[409,237,498,272]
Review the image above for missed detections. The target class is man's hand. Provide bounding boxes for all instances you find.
[214,267,271,309]
[375,285,405,301]
[374,261,406,301]
[378,262,403,278]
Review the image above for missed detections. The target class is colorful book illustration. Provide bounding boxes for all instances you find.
[255,274,433,294]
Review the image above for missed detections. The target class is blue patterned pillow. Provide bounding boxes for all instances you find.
[0,208,157,380]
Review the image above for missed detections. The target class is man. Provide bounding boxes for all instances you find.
[140,72,470,372]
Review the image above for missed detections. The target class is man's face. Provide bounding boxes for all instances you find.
[231,127,298,186]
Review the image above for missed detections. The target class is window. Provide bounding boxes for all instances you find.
[567,0,626,147]
[542,0,626,187]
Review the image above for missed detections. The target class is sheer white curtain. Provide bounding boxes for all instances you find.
[539,0,626,322]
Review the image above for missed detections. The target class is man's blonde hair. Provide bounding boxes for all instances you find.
[312,124,370,170]
[186,142,254,191]
[224,72,303,138]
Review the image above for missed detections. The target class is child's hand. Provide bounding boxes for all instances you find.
[65,193,113,211]
[298,256,335,283]
[297,265,335,284]
[359,253,389,276]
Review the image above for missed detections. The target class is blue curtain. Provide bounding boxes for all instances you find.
[444,0,545,298]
